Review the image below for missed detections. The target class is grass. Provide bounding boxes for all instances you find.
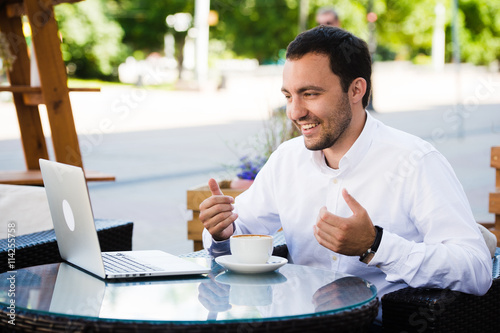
[68,78,129,88]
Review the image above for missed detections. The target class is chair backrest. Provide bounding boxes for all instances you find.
[0,185,53,238]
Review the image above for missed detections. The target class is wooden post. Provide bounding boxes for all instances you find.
[24,0,83,167]
[0,8,49,170]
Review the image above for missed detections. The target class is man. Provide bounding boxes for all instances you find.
[316,7,341,27]
[200,26,492,299]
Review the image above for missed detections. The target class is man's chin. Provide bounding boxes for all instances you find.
[303,138,324,151]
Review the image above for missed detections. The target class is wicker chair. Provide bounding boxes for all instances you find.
[381,248,500,332]
[266,243,500,332]
[0,219,133,273]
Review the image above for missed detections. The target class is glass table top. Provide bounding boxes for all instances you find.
[0,259,377,323]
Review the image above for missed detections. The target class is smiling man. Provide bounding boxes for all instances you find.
[199,27,492,309]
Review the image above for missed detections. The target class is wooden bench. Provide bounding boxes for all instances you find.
[480,146,500,247]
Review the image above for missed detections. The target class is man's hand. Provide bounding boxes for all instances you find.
[199,178,237,241]
[313,189,375,256]
[198,273,231,313]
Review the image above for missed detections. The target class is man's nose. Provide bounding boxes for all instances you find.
[287,98,307,121]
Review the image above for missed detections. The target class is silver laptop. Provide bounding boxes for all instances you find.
[39,159,210,280]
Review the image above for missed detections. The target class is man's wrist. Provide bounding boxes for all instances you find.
[212,223,235,242]
[359,225,383,264]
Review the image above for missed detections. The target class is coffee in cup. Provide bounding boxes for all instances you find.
[230,235,273,264]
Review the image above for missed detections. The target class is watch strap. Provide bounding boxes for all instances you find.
[359,225,383,263]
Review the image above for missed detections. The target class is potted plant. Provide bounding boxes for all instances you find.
[228,155,267,189]
[227,106,300,189]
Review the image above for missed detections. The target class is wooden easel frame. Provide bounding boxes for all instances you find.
[0,0,113,185]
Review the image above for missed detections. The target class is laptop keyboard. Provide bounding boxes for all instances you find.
[102,253,163,274]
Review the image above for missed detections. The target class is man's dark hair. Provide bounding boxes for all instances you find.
[286,26,372,108]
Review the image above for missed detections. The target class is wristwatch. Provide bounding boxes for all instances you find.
[359,225,383,264]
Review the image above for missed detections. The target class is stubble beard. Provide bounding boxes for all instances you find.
[301,94,352,151]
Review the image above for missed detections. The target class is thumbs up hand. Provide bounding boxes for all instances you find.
[313,189,376,257]
[208,178,224,196]
[199,178,238,241]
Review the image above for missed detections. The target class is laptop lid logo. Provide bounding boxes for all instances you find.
[62,199,76,231]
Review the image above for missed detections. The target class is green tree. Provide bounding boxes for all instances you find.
[55,0,128,79]
[210,0,300,64]
[53,0,500,80]
[309,0,369,38]
[364,0,500,65]
[107,0,194,58]
[371,0,436,61]
[452,0,500,65]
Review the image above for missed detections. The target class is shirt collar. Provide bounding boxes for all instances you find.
[311,111,377,175]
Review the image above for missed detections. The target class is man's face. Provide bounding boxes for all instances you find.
[281,53,352,152]
[316,13,340,27]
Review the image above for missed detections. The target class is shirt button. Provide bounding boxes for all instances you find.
[332,255,338,261]
[332,179,338,184]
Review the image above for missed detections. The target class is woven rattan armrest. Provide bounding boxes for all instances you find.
[381,249,500,332]
[0,219,133,273]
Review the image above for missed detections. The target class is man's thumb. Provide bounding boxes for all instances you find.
[208,178,224,196]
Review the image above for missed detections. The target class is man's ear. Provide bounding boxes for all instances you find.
[349,78,367,105]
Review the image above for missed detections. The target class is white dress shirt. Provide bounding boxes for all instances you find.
[203,111,492,296]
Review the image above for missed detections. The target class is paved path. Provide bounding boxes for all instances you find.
[1,62,499,254]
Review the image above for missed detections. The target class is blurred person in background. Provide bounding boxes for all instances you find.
[316,6,341,27]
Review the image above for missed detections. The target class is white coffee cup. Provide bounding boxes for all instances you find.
[230,235,273,264]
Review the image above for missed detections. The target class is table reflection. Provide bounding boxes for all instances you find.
[215,271,287,306]
[0,260,376,323]
[313,276,375,312]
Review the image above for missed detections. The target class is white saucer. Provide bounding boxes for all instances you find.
[215,255,288,274]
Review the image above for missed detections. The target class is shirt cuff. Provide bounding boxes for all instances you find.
[207,238,231,257]
[366,230,411,271]
[202,227,232,257]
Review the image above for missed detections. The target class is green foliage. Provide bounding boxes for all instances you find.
[207,0,369,63]
[226,106,300,180]
[452,0,500,65]
[368,0,500,65]
[310,0,369,38]
[53,0,500,80]
[371,0,435,60]
[107,0,194,53]
[55,0,128,80]
[210,0,300,64]
[0,32,17,72]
